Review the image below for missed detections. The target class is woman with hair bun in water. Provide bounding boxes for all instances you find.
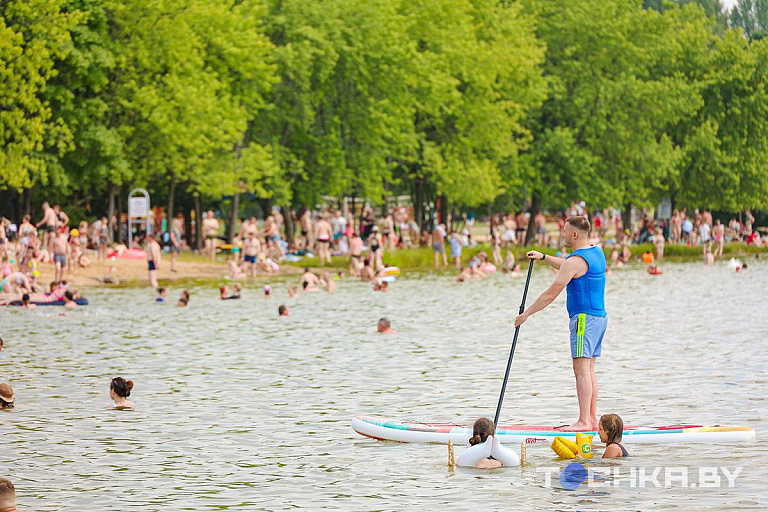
[109,377,134,408]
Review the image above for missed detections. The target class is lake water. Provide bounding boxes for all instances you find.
[1,259,766,510]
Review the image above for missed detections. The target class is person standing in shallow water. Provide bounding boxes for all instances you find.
[514,216,607,431]
[109,377,134,408]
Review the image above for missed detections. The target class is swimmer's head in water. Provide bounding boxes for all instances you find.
[0,383,14,408]
[110,377,134,398]
[64,291,74,301]
[469,417,495,445]
[0,478,15,508]
[158,287,167,296]
[377,317,391,332]
[599,413,623,444]
[278,305,289,316]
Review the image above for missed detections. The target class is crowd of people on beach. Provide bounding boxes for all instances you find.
[1,197,763,304]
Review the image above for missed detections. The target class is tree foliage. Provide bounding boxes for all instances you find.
[1,0,767,224]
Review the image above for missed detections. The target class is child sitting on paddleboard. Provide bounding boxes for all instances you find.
[598,413,629,458]
[456,418,520,468]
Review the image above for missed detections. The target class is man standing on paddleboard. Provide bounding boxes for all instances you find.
[514,216,607,431]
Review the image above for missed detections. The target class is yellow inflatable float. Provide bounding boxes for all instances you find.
[550,434,593,459]
[550,437,579,459]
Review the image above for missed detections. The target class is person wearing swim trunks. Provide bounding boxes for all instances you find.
[299,209,313,250]
[36,201,58,253]
[348,231,363,277]
[315,215,333,265]
[515,216,607,431]
[52,230,69,283]
[242,232,261,278]
[515,211,527,246]
[145,234,161,288]
[239,216,258,240]
[202,210,219,262]
[431,226,447,268]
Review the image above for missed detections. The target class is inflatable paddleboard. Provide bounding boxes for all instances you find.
[351,415,755,445]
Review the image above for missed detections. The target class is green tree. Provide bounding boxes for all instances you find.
[729,0,768,39]
[0,0,79,193]
[520,0,707,236]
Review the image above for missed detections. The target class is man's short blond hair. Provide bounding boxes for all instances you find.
[565,216,591,234]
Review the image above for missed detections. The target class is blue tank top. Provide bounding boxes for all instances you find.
[565,246,607,318]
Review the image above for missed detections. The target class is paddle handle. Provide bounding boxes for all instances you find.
[493,259,535,428]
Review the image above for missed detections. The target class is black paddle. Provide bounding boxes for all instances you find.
[493,258,535,428]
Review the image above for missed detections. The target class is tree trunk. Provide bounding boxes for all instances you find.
[184,200,193,250]
[525,193,541,246]
[414,178,424,230]
[13,190,22,226]
[167,176,176,235]
[108,183,116,243]
[228,192,240,242]
[22,188,31,218]
[439,195,448,229]
[194,194,203,250]
[622,202,633,234]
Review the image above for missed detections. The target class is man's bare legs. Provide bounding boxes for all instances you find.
[569,357,596,431]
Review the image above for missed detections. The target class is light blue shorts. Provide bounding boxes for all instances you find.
[569,313,607,359]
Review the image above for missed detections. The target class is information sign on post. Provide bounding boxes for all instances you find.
[128,188,151,249]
